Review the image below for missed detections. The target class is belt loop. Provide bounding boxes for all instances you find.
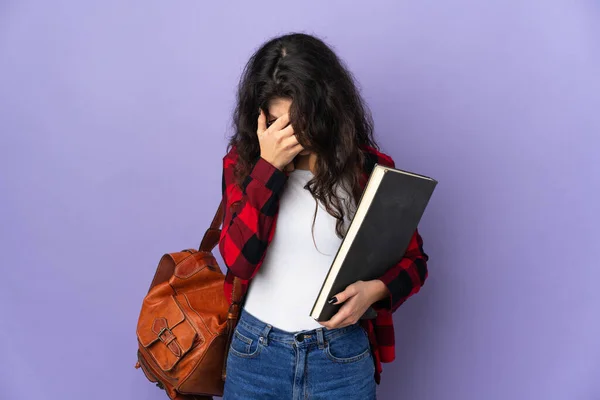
[259,323,272,346]
[316,327,325,349]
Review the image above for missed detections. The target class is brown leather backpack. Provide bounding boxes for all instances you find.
[134,201,243,400]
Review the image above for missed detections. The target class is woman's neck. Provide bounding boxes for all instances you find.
[294,153,317,173]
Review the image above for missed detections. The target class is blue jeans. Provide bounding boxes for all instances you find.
[223,308,377,400]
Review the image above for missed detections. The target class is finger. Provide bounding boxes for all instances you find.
[328,284,357,305]
[321,313,355,330]
[324,306,349,329]
[257,109,267,135]
[290,142,305,156]
[335,318,352,329]
[318,320,331,329]
[277,123,295,138]
[281,138,304,158]
[281,134,300,149]
[269,113,290,132]
[318,317,335,329]
[337,306,360,328]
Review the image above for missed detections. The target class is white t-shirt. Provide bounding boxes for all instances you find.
[243,168,355,332]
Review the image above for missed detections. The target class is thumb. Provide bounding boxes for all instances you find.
[328,285,356,305]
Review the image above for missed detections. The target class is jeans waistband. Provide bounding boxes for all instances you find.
[237,307,361,347]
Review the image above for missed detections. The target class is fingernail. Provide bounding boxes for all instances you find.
[328,296,337,304]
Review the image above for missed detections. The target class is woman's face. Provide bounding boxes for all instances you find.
[266,97,311,156]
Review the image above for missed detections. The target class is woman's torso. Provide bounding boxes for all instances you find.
[243,168,355,332]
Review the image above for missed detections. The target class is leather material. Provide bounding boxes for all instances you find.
[135,200,243,400]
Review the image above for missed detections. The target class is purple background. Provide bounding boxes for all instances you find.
[1,1,599,399]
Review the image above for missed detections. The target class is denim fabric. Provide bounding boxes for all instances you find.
[223,308,376,400]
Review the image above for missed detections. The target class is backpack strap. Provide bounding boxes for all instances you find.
[199,199,225,252]
[148,199,224,293]
[198,198,244,305]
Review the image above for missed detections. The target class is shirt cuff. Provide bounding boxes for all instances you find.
[371,279,393,312]
[249,156,288,194]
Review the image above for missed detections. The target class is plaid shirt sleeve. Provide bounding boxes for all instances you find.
[371,228,429,313]
[218,146,288,280]
[368,154,430,314]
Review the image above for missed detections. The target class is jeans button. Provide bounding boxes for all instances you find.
[297,333,304,342]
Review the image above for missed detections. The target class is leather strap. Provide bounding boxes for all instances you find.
[149,199,224,293]
[204,197,243,382]
[221,277,243,381]
[199,199,225,252]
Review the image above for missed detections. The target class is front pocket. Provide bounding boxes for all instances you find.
[136,296,197,372]
[229,326,261,359]
[325,325,371,363]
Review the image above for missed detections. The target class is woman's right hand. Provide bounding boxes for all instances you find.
[257,109,304,171]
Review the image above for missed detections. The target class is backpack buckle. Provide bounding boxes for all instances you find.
[157,326,175,345]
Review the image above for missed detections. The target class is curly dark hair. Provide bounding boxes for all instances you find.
[227,32,380,240]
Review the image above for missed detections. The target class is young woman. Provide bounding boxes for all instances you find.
[218,33,429,399]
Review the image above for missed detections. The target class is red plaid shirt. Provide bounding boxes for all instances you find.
[219,144,429,384]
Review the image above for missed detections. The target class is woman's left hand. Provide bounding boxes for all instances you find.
[318,279,389,329]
